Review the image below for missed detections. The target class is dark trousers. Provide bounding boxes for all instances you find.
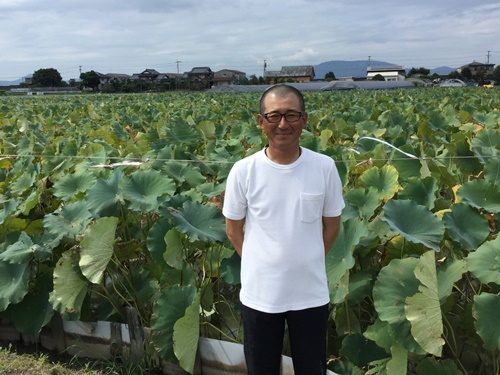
[241,303,329,375]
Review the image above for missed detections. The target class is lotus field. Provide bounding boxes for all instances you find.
[0,88,499,374]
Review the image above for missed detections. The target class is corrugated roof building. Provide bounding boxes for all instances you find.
[264,66,315,83]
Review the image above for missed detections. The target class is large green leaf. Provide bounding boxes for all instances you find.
[0,231,36,264]
[457,179,500,213]
[359,165,400,200]
[416,357,463,375]
[163,161,206,188]
[437,259,467,304]
[79,217,118,284]
[465,236,500,285]
[164,228,185,270]
[373,258,420,325]
[471,128,500,164]
[164,122,202,147]
[52,171,97,200]
[364,318,394,352]
[146,218,172,267]
[173,290,201,373]
[123,169,176,212]
[326,218,368,304]
[442,202,490,249]
[7,274,53,335]
[0,199,19,225]
[10,167,37,196]
[483,158,500,185]
[84,169,124,216]
[344,187,381,220]
[398,176,439,210]
[43,201,92,241]
[405,251,445,357]
[151,284,197,362]
[49,251,88,318]
[220,251,241,285]
[169,201,226,243]
[347,270,373,304]
[381,200,444,250]
[0,261,30,312]
[386,342,407,375]
[449,133,482,176]
[339,333,388,368]
[472,293,500,350]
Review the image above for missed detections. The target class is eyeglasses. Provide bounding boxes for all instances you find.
[263,111,303,123]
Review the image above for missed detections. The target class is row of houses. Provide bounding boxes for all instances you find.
[96,67,247,88]
[89,60,500,89]
[263,65,408,82]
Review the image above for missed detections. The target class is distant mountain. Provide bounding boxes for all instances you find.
[0,78,23,86]
[0,75,30,86]
[430,66,455,76]
[314,60,399,79]
[314,60,456,79]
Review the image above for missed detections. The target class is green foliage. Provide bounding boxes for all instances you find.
[79,70,101,91]
[0,88,499,374]
[32,68,64,87]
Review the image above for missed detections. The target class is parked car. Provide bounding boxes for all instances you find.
[440,79,466,87]
[480,80,495,88]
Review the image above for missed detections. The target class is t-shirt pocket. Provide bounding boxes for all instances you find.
[300,193,324,223]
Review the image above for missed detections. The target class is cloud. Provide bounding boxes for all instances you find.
[0,0,498,80]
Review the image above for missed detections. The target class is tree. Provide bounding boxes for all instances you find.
[249,75,259,85]
[32,68,63,87]
[372,74,385,81]
[492,65,500,83]
[461,67,472,81]
[475,67,486,83]
[324,71,336,81]
[80,70,101,91]
[408,67,430,77]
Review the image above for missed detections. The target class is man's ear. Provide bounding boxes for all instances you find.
[301,112,308,129]
[257,114,265,128]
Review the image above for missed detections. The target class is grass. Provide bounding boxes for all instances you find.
[0,342,164,375]
[0,344,104,374]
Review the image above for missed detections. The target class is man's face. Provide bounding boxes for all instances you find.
[257,93,308,151]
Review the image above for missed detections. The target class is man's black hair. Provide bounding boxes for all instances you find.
[259,84,305,114]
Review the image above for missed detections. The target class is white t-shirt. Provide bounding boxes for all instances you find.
[223,147,345,313]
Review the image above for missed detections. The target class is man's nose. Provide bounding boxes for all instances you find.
[277,117,289,128]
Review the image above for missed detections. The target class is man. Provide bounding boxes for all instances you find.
[223,84,344,374]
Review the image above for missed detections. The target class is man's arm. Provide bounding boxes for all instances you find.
[322,216,341,254]
[225,218,245,257]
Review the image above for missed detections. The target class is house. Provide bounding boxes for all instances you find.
[211,69,246,86]
[185,67,213,81]
[96,72,131,87]
[458,61,495,78]
[130,69,175,83]
[264,66,315,83]
[366,66,406,81]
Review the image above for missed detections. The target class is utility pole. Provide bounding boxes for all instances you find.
[487,51,490,64]
[263,60,267,77]
[79,65,82,75]
[368,56,371,68]
[176,60,182,74]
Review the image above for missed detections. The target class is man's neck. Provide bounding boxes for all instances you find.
[264,145,302,165]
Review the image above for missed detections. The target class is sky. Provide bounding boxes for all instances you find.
[0,0,499,82]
